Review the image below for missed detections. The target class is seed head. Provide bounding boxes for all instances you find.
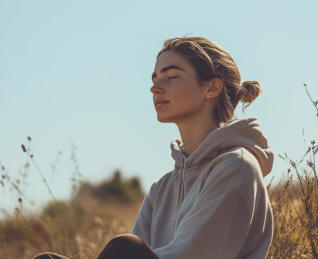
[290,160,296,168]
[307,161,314,168]
[27,136,32,141]
[21,144,27,153]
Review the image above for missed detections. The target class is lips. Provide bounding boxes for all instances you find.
[155,100,169,109]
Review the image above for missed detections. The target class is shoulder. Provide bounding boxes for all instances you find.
[211,147,263,179]
[239,147,264,181]
[204,147,265,195]
[196,147,269,216]
[220,148,271,217]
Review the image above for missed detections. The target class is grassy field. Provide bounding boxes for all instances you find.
[0,170,145,258]
[267,166,318,258]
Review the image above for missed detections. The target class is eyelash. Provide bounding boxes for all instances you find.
[152,76,178,85]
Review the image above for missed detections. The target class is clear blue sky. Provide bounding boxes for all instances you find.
[1,0,317,214]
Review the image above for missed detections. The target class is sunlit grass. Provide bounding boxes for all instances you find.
[0,169,144,259]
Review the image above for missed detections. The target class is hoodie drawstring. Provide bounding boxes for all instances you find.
[172,156,185,239]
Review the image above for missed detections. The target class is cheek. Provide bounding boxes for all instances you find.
[172,80,202,105]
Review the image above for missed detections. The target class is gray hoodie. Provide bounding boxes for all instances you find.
[131,117,274,259]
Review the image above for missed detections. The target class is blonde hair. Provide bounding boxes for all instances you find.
[157,37,262,125]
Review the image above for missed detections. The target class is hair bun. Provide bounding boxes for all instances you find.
[239,80,262,104]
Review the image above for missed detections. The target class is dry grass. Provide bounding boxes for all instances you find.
[0,169,144,259]
[266,83,318,259]
[266,171,318,258]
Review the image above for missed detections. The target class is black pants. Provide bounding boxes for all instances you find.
[32,233,158,259]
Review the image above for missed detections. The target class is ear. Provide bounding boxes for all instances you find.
[204,78,223,100]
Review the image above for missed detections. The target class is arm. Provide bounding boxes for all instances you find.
[131,182,155,245]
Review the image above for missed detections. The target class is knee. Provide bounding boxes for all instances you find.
[97,233,157,259]
[32,252,68,259]
[107,233,146,248]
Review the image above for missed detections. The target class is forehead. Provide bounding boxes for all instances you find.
[154,50,190,71]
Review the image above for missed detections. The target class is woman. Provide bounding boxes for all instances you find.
[33,36,274,259]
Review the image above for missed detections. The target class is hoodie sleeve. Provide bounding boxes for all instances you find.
[130,182,155,245]
[153,149,273,259]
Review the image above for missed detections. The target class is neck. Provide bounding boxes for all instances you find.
[176,112,219,157]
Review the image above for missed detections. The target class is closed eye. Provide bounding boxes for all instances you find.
[152,76,179,85]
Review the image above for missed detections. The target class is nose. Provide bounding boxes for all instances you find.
[150,82,164,95]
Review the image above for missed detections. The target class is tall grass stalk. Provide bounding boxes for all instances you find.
[21,137,57,202]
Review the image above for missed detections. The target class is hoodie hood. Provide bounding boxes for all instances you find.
[170,117,274,177]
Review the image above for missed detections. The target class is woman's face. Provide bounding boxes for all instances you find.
[150,50,207,123]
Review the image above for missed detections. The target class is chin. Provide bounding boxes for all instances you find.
[156,114,175,123]
[156,111,186,123]
[156,110,197,124]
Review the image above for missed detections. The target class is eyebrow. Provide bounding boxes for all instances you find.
[152,65,185,81]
